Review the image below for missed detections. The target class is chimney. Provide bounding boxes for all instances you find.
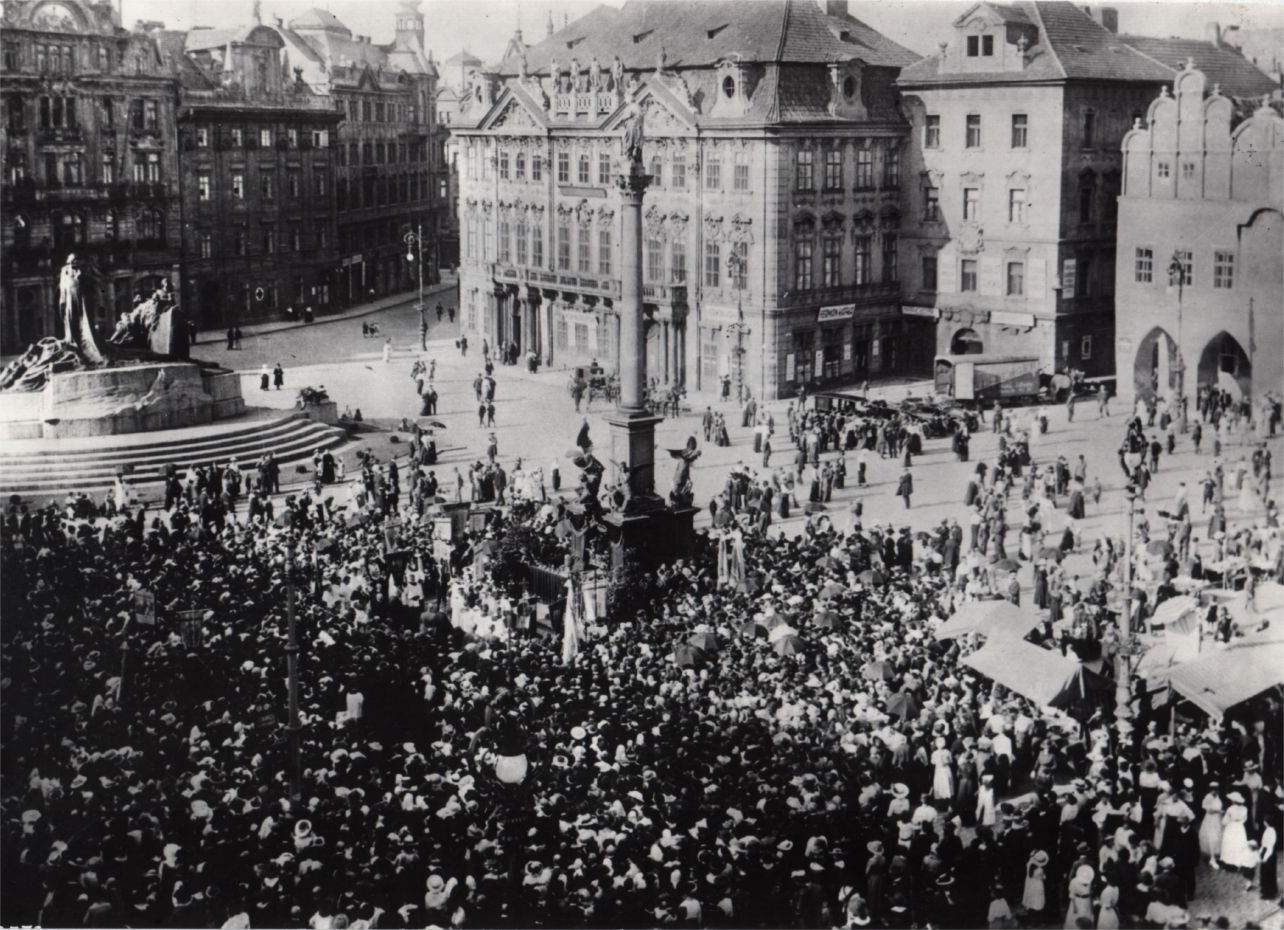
[1082,6,1117,33]
[826,0,849,16]
[1206,22,1221,47]
[937,41,948,74]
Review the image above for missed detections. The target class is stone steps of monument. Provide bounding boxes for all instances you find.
[0,416,347,500]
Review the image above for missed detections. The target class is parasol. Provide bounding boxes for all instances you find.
[688,631,720,652]
[863,659,895,682]
[819,581,847,600]
[885,690,921,720]
[673,644,704,669]
[814,610,842,631]
[857,569,885,585]
[773,634,805,657]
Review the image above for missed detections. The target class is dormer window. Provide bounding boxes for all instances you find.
[966,34,994,57]
[843,76,856,98]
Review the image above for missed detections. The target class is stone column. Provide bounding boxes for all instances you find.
[606,157,662,508]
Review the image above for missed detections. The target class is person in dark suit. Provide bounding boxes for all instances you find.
[897,468,913,509]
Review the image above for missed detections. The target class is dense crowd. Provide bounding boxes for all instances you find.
[2,391,1281,930]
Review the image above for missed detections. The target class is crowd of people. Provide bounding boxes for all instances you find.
[2,374,1282,930]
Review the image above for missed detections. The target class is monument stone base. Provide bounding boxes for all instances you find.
[0,362,245,440]
[605,505,698,571]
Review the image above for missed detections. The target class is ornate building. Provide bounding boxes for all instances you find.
[279,2,440,306]
[169,20,341,328]
[451,0,918,399]
[1114,64,1282,404]
[897,2,1177,378]
[1,0,182,352]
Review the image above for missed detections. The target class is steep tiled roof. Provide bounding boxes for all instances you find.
[287,8,351,36]
[900,0,1174,85]
[1117,35,1278,98]
[505,0,916,76]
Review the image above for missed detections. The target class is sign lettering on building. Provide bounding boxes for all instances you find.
[785,353,795,381]
[817,303,855,323]
[901,305,939,320]
[1061,258,1076,293]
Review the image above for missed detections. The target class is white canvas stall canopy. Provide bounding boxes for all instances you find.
[935,599,1040,641]
[962,639,1111,708]
[1160,636,1284,718]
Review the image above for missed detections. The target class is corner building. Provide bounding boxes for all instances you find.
[1,0,182,352]
[1114,64,1282,405]
[897,2,1173,379]
[451,0,918,400]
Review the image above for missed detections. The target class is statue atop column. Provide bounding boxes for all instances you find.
[622,104,646,167]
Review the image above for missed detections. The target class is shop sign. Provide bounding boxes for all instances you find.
[901,305,939,320]
[817,303,855,323]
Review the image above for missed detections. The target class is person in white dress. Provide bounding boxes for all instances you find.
[976,772,997,826]
[1220,792,1256,880]
[1199,782,1224,865]
[931,736,955,802]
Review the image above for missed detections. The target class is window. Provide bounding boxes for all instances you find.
[515,219,528,266]
[289,171,300,198]
[498,217,511,263]
[1134,247,1153,283]
[883,149,900,189]
[6,96,24,131]
[234,230,247,256]
[671,240,686,283]
[311,130,328,148]
[577,154,590,185]
[967,35,979,56]
[314,169,326,197]
[1075,253,1092,297]
[1214,251,1234,289]
[104,210,116,241]
[598,152,611,185]
[231,128,244,147]
[498,151,509,179]
[705,152,720,190]
[557,151,569,183]
[855,235,872,285]
[1011,113,1028,148]
[648,156,662,186]
[1078,178,1094,222]
[924,186,940,222]
[263,226,276,254]
[730,241,748,289]
[199,230,212,258]
[925,115,940,148]
[961,259,978,292]
[291,226,301,251]
[1082,109,1095,148]
[822,235,841,287]
[285,128,298,149]
[882,234,898,283]
[1181,161,1196,180]
[197,172,211,201]
[1008,188,1026,224]
[531,155,542,181]
[705,240,721,288]
[795,150,813,191]
[671,156,685,189]
[983,35,994,55]
[100,153,113,184]
[921,254,937,291]
[855,149,873,190]
[261,173,273,200]
[963,187,980,221]
[824,149,842,190]
[514,152,525,180]
[259,128,272,148]
[12,214,30,248]
[557,225,571,271]
[794,239,812,290]
[598,228,611,276]
[646,238,663,283]
[231,172,245,199]
[144,100,158,130]
[734,159,750,192]
[1157,161,1170,179]
[1006,261,1024,296]
[1081,335,1092,360]
[138,208,162,242]
[965,114,981,148]
[53,212,84,249]
[531,224,543,267]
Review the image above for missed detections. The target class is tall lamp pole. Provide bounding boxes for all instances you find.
[283,511,302,800]
[725,248,750,405]
[1116,484,1138,722]
[1167,251,1187,433]
[405,224,427,329]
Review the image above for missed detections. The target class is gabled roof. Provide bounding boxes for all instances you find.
[443,50,483,67]
[288,8,352,36]
[1117,35,1278,98]
[503,0,917,77]
[900,1,1175,86]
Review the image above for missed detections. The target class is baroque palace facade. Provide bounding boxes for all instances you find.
[451,0,919,399]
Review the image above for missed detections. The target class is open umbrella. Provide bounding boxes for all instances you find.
[858,569,885,585]
[819,581,846,600]
[773,634,805,657]
[739,619,762,638]
[994,559,1020,574]
[863,659,894,682]
[673,644,704,669]
[818,556,845,572]
[814,610,841,631]
[688,631,720,652]
[885,691,921,720]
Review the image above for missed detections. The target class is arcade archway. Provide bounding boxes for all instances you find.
[1132,326,1178,401]
[1197,331,1251,400]
[950,328,984,355]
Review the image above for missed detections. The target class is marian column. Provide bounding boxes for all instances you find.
[607,109,662,510]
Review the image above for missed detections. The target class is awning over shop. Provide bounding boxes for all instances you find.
[1162,636,1284,718]
[962,639,1111,708]
[936,599,1039,641]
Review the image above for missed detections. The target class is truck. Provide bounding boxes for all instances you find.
[933,354,1045,405]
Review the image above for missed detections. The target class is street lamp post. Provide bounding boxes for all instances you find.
[1116,484,1138,722]
[1166,251,1188,433]
[283,511,302,800]
[405,224,427,334]
[725,249,750,405]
